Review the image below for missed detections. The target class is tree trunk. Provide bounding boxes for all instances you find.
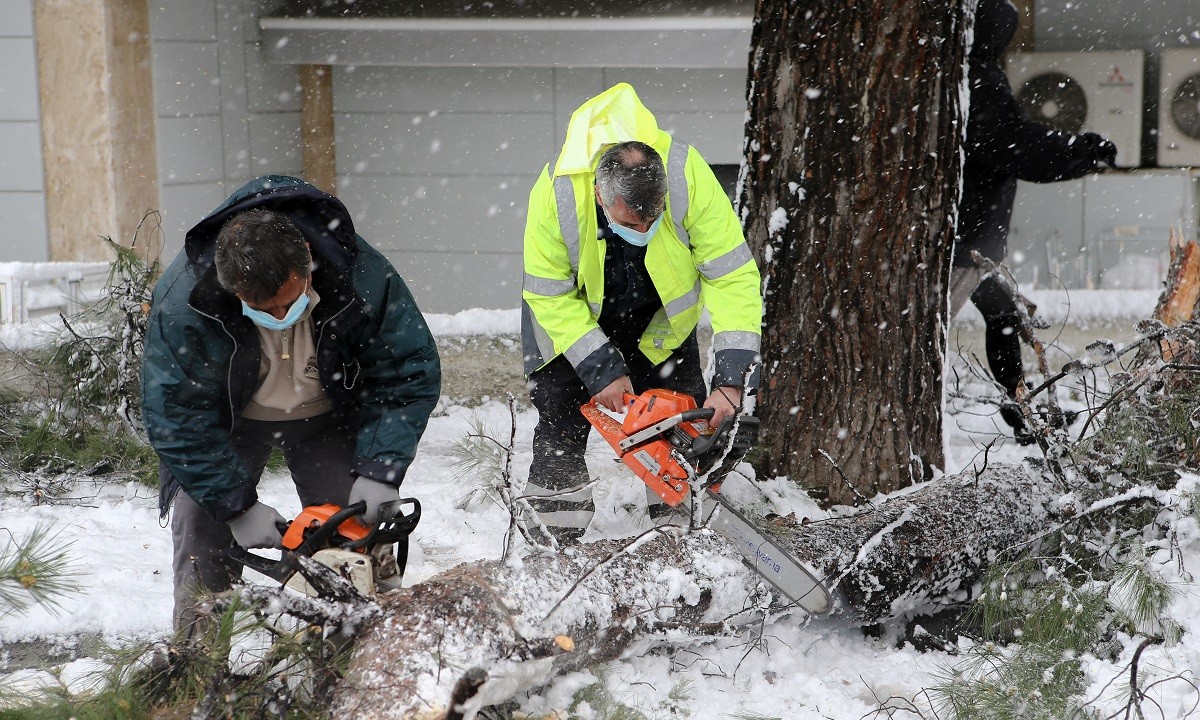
[740,0,971,505]
[323,462,1089,718]
[329,531,760,720]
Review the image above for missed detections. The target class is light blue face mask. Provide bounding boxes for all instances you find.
[241,288,310,331]
[606,212,663,248]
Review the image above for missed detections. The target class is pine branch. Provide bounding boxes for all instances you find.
[0,524,79,617]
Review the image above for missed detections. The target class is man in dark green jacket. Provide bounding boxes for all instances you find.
[142,176,440,631]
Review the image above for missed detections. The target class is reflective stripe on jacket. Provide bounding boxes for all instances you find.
[521,83,761,395]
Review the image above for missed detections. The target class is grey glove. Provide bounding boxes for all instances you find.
[349,476,399,525]
[227,502,286,549]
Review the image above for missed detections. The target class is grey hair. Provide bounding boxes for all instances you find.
[214,208,309,303]
[595,141,667,223]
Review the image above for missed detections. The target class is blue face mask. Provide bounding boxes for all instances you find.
[241,289,310,331]
[606,212,663,248]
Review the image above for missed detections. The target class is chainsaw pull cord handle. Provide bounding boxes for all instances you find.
[292,501,368,557]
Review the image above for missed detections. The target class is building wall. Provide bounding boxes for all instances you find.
[1036,3,1200,51]
[333,66,744,312]
[7,0,1195,305]
[149,0,300,262]
[0,0,47,262]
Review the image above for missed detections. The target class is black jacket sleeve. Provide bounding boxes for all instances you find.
[967,62,1104,184]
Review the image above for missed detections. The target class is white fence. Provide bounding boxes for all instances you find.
[0,262,112,325]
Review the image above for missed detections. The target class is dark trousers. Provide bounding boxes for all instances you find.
[168,412,356,632]
[528,331,707,493]
[970,275,1024,397]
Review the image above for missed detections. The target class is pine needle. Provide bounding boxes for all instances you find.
[0,524,79,618]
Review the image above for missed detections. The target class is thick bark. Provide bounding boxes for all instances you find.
[741,0,970,504]
[780,463,1058,622]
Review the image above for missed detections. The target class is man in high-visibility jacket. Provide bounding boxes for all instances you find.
[521,83,762,544]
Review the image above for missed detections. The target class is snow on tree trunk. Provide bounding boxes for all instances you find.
[740,0,972,505]
[329,530,759,720]
[780,463,1057,622]
[329,465,1064,717]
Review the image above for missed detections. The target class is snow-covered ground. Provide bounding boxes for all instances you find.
[2,290,1198,718]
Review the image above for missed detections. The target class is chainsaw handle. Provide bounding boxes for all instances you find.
[344,497,422,550]
[598,395,715,419]
[681,407,715,423]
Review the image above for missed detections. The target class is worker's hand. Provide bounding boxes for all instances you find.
[1083,132,1118,168]
[593,375,635,413]
[227,502,287,549]
[703,386,743,429]
[349,476,399,525]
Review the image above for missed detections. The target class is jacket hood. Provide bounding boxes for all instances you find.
[184,175,358,276]
[555,83,661,176]
[971,0,1018,61]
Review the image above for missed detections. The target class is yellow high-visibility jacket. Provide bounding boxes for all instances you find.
[521,83,762,395]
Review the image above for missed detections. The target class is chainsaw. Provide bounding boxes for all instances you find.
[582,389,832,614]
[229,498,421,597]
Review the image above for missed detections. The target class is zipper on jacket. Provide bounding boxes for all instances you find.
[189,303,241,432]
[315,298,357,385]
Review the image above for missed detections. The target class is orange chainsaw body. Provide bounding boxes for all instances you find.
[281,503,371,552]
[581,388,715,507]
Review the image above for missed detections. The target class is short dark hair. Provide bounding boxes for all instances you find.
[595,141,667,223]
[214,209,309,303]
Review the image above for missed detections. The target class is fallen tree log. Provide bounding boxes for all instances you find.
[320,244,1200,718]
[780,463,1059,622]
[330,529,761,719]
[328,464,1090,718]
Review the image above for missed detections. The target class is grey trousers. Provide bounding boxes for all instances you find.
[169,412,356,632]
[948,267,985,317]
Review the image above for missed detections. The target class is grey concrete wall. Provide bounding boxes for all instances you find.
[5,0,1186,304]
[1036,3,1200,52]
[332,66,744,312]
[149,0,299,263]
[1008,172,1199,290]
[0,0,47,262]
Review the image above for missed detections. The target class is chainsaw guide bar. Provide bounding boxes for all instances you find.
[583,389,832,615]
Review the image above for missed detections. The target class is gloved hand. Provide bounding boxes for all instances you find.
[1083,132,1118,168]
[227,502,286,549]
[349,476,399,525]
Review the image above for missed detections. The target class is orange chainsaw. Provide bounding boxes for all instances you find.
[230,498,421,597]
[582,389,831,614]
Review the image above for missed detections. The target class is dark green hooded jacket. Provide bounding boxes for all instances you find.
[142,176,441,522]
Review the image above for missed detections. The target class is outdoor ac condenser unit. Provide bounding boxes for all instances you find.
[1157,49,1200,167]
[1006,51,1144,168]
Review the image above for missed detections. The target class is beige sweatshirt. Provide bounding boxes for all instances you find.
[240,287,333,421]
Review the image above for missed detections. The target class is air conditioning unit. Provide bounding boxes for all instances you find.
[1006,51,1144,167]
[1157,49,1200,167]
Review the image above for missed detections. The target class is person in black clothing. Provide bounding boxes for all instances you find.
[952,0,1118,443]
